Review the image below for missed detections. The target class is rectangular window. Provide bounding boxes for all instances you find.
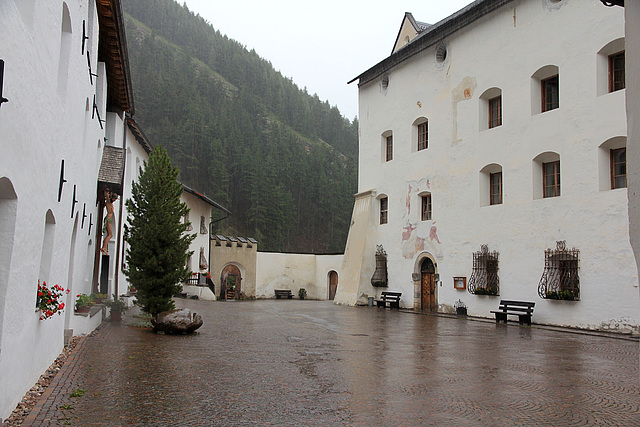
[421,194,432,221]
[418,122,428,151]
[541,75,559,112]
[380,197,388,225]
[543,161,560,198]
[609,51,625,92]
[490,172,502,205]
[468,246,500,296]
[611,147,627,189]
[538,243,579,301]
[385,136,393,162]
[488,96,502,129]
[200,215,208,234]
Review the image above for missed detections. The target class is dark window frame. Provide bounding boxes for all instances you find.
[490,172,503,205]
[611,147,627,189]
[421,194,432,221]
[541,74,559,112]
[488,96,502,129]
[380,197,388,225]
[385,135,393,162]
[609,51,625,93]
[417,121,428,151]
[543,161,560,198]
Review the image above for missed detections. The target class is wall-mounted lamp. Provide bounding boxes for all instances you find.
[58,159,67,202]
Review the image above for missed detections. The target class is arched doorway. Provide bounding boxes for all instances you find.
[421,257,436,311]
[328,271,338,300]
[221,264,241,300]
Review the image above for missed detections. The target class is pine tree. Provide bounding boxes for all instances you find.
[124,146,196,316]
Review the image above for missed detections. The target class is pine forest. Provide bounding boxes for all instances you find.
[122,0,359,253]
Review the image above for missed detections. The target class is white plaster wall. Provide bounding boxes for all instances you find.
[355,0,638,330]
[0,0,114,418]
[181,191,213,275]
[256,252,342,299]
[625,1,640,303]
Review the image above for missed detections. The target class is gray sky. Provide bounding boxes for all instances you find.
[181,0,474,120]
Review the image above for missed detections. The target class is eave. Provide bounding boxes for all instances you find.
[182,184,232,215]
[96,0,134,115]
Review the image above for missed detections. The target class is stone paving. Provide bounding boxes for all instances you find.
[16,299,640,426]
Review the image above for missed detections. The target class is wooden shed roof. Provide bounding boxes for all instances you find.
[96,0,134,115]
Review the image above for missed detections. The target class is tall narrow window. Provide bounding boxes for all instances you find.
[543,161,560,198]
[611,147,627,189]
[541,75,559,112]
[488,96,502,129]
[490,172,502,205]
[538,241,579,301]
[380,197,388,225]
[418,122,428,151]
[421,194,432,221]
[609,51,625,92]
[385,136,393,162]
[468,245,499,296]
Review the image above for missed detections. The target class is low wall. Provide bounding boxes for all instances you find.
[256,253,343,299]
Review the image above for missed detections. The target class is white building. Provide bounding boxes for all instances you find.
[0,0,134,418]
[0,0,228,419]
[337,0,639,333]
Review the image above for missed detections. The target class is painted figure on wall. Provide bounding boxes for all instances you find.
[101,189,118,255]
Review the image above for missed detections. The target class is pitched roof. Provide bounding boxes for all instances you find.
[349,0,515,87]
[97,145,126,195]
[182,184,231,215]
[126,117,153,154]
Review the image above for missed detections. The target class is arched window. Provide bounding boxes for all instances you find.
[479,88,502,130]
[57,3,72,97]
[412,117,429,152]
[0,178,18,351]
[533,152,560,199]
[39,210,57,281]
[598,136,627,190]
[597,38,625,96]
[531,65,559,115]
[479,164,503,206]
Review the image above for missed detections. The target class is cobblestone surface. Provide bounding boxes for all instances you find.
[14,300,640,426]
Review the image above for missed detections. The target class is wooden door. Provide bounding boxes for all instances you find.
[328,271,338,300]
[420,258,436,311]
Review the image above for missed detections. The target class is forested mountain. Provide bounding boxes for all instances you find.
[122,0,358,253]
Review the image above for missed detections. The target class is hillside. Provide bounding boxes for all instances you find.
[122,0,358,253]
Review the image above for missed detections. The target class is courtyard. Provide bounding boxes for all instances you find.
[19,299,640,426]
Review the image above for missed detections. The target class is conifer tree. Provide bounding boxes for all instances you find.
[124,146,195,316]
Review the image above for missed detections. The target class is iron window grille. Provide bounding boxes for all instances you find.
[538,241,580,301]
[200,216,208,234]
[468,245,499,296]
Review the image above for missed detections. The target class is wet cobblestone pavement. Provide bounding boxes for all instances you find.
[19,299,640,426]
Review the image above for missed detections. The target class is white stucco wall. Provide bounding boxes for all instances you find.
[0,0,122,418]
[256,252,343,299]
[352,0,638,331]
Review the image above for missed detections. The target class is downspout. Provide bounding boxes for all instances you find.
[114,116,128,297]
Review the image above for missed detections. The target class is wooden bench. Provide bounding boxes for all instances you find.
[375,291,401,309]
[490,300,535,325]
[275,289,293,299]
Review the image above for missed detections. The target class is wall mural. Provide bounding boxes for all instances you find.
[401,178,442,260]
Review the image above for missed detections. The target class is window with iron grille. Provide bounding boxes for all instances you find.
[541,75,559,112]
[418,121,428,151]
[488,96,502,129]
[609,51,625,92]
[380,197,388,225]
[468,245,499,296]
[611,147,626,189]
[184,212,193,231]
[538,241,579,300]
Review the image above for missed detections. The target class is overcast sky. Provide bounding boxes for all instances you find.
[181,0,474,120]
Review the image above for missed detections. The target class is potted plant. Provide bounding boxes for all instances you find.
[36,281,70,320]
[298,288,307,300]
[106,295,128,321]
[91,293,109,304]
[75,293,93,313]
